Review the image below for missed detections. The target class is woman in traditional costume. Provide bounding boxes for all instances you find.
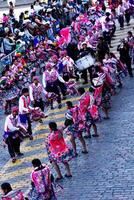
[28,158,56,200]
[64,101,88,156]
[46,122,73,181]
[1,182,24,200]
[78,87,99,139]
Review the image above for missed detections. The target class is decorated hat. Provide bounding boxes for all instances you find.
[51,55,58,61]
[45,62,52,69]
[11,106,19,113]
[33,76,39,81]
[60,51,65,57]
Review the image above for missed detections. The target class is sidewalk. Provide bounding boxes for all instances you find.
[0,0,33,9]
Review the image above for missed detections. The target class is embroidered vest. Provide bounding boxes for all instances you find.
[31,165,51,195]
[31,83,42,100]
[2,190,24,200]
[21,96,30,109]
[45,69,58,83]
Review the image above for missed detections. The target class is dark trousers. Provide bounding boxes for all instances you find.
[34,98,44,111]
[118,15,124,28]
[126,60,133,76]
[121,58,133,76]
[46,81,61,104]
[125,11,130,24]
[5,100,11,113]
[6,135,21,158]
[111,24,116,37]
[103,31,111,45]
[81,66,93,83]
[57,80,67,97]
[27,115,32,135]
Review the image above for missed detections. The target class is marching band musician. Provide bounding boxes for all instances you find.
[3,106,23,163]
[60,50,75,78]
[79,42,95,84]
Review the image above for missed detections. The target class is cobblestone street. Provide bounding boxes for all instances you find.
[58,76,134,200]
[0,14,134,200]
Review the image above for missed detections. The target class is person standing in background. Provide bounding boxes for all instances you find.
[123,0,131,26]
[117,1,125,29]
[117,39,133,77]
[126,31,134,68]
[7,1,15,15]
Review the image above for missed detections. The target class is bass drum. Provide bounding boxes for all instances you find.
[75,54,95,71]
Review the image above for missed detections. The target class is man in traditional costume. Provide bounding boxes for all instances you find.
[42,63,66,109]
[19,88,33,140]
[3,106,23,163]
[29,76,47,111]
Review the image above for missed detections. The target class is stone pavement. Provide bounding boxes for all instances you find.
[0,21,134,200]
[58,80,134,200]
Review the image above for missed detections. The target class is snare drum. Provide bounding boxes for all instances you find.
[75,54,95,71]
